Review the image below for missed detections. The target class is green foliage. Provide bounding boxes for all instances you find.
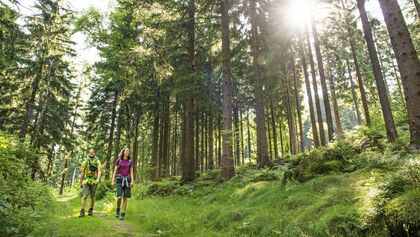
[0,135,53,236]
[146,180,181,196]
[348,126,386,152]
[95,179,112,200]
[283,141,357,183]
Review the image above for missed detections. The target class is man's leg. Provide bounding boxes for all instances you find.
[88,184,97,216]
[81,195,87,209]
[79,194,87,217]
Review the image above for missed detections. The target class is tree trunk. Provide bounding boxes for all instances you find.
[270,101,279,158]
[105,92,118,180]
[132,110,141,178]
[413,0,420,18]
[181,0,196,182]
[172,100,178,176]
[233,105,240,166]
[246,112,252,162]
[311,22,334,142]
[218,113,222,168]
[378,0,420,146]
[158,102,164,177]
[328,72,344,138]
[347,59,363,126]
[291,56,305,151]
[151,88,160,181]
[201,113,205,172]
[306,28,326,146]
[220,0,235,179]
[357,0,398,141]
[205,113,209,171]
[298,31,320,148]
[344,1,372,126]
[19,60,44,140]
[208,107,214,169]
[239,110,245,165]
[285,70,297,154]
[59,84,82,195]
[113,107,123,163]
[125,104,131,150]
[195,107,200,171]
[267,115,273,159]
[279,116,284,156]
[250,0,271,167]
[162,95,170,177]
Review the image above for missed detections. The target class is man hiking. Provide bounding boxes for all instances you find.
[79,148,102,217]
[111,146,134,220]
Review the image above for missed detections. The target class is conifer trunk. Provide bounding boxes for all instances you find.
[344,1,371,126]
[151,89,160,181]
[182,0,196,182]
[306,29,326,146]
[291,56,305,151]
[221,0,235,179]
[298,32,320,148]
[105,92,118,180]
[250,0,271,167]
[311,23,334,142]
[378,0,420,146]
[357,0,398,141]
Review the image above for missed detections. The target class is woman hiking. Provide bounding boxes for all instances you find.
[79,148,102,217]
[111,146,134,220]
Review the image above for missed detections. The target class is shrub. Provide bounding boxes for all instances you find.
[0,135,53,236]
[250,169,279,182]
[146,181,180,196]
[95,179,111,200]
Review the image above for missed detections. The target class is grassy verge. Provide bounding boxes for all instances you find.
[41,132,420,237]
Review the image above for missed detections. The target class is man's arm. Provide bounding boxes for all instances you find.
[80,163,85,188]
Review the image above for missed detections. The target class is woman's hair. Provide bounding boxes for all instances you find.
[118,146,131,160]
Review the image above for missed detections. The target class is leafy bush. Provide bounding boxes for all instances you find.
[348,126,386,152]
[95,179,111,200]
[282,142,357,183]
[0,135,53,236]
[250,168,279,182]
[146,181,180,196]
[368,157,420,236]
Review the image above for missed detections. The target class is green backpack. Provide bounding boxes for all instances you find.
[84,157,99,177]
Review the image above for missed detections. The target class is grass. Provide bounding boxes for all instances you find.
[40,148,420,237]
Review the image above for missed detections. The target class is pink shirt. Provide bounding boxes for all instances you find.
[115,159,131,177]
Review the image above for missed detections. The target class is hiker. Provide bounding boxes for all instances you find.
[79,148,102,217]
[111,146,134,220]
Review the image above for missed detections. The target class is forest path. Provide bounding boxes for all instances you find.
[43,191,156,237]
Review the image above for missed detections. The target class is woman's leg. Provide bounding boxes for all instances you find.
[117,197,122,209]
[122,198,128,212]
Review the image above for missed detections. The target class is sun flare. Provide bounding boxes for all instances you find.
[287,0,313,28]
[284,0,331,30]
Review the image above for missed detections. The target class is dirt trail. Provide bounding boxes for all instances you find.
[95,212,136,237]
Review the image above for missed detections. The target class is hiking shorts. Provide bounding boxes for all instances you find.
[82,183,98,197]
[116,176,131,198]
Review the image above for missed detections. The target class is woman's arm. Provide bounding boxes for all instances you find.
[111,165,118,186]
[130,166,134,187]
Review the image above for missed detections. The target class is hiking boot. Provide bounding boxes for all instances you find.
[88,208,93,216]
[120,212,125,220]
[115,208,120,218]
[79,209,85,218]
